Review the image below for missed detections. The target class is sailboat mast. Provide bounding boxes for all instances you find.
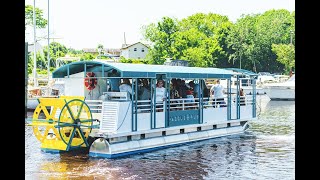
[33,0,38,87]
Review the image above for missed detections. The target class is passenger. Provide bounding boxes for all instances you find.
[179,80,188,98]
[156,80,166,112]
[139,79,151,100]
[119,78,133,96]
[170,78,179,99]
[210,79,226,108]
[108,69,120,92]
[189,81,200,98]
[239,88,246,106]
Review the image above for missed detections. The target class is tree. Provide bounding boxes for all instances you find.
[271,44,295,74]
[142,17,179,64]
[25,5,48,30]
[142,13,232,67]
[97,44,104,55]
[227,9,295,73]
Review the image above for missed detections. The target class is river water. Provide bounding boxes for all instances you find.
[25,96,295,179]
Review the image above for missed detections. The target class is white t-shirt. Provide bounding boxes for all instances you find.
[211,84,224,99]
[156,87,166,103]
[119,84,132,95]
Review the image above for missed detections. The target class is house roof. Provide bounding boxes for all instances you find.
[52,60,235,79]
[121,42,149,49]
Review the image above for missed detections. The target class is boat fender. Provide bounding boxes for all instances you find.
[84,72,97,90]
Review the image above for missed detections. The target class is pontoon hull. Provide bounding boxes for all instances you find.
[89,120,251,158]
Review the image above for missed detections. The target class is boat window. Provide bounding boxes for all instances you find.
[134,48,137,51]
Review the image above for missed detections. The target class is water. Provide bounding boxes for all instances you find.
[25,98,295,179]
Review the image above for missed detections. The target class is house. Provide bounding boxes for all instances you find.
[27,41,44,55]
[120,42,149,59]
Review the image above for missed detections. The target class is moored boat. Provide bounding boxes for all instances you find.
[27,60,258,158]
[263,74,295,101]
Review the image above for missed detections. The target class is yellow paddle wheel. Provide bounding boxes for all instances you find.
[29,96,98,152]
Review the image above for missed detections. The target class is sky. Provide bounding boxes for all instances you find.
[25,0,295,50]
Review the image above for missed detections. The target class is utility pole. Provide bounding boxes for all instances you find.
[33,0,38,87]
[47,0,50,90]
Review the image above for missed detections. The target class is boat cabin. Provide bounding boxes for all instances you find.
[52,60,257,135]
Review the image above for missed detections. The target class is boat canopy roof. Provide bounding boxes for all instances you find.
[52,60,235,79]
[223,68,258,77]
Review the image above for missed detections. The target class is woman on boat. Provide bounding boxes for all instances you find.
[119,78,133,96]
[156,80,166,112]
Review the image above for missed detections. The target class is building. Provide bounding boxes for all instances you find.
[28,41,44,55]
[120,42,149,59]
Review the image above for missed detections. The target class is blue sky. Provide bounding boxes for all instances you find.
[25,0,295,50]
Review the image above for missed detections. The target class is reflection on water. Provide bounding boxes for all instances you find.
[25,99,295,179]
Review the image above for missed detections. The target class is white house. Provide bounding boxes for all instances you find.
[28,41,44,55]
[120,42,149,59]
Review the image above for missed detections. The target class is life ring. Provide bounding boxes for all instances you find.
[84,72,97,90]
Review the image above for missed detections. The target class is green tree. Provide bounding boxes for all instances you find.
[271,44,295,74]
[25,5,48,30]
[227,9,294,73]
[142,13,232,67]
[97,44,104,55]
[142,17,179,64]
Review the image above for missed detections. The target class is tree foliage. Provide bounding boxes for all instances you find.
[271,44,295,73]
[227,9,295,73]
[142,9,295,74]
[143,13,235,67]
[25,5,48,29]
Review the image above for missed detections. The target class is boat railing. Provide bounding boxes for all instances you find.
[85,94,253,114]
[169,98,200,110]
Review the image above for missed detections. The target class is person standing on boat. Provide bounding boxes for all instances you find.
[156,80,166,112]
[108,69,120,92]
[119,78,133,96]
[211,79,225,108]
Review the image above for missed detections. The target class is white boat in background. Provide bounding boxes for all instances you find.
[27,79,65,110]
[263,74,295,101]
[26,56,76,110]
[257,72,276,84]
[221,68,266,95]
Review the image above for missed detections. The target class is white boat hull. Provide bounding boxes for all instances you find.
[264,86,295,100]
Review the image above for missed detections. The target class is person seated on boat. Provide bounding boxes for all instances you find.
[108,69,120,92]
[210,79,226,108]
[239,88,246,106]
[189,81,200,98]
[178,80,188,99]
[156,80,166,112]
[137,79,151,111]
[199,79,210,105]
[138,79,151,100]
[119,78,133,97]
